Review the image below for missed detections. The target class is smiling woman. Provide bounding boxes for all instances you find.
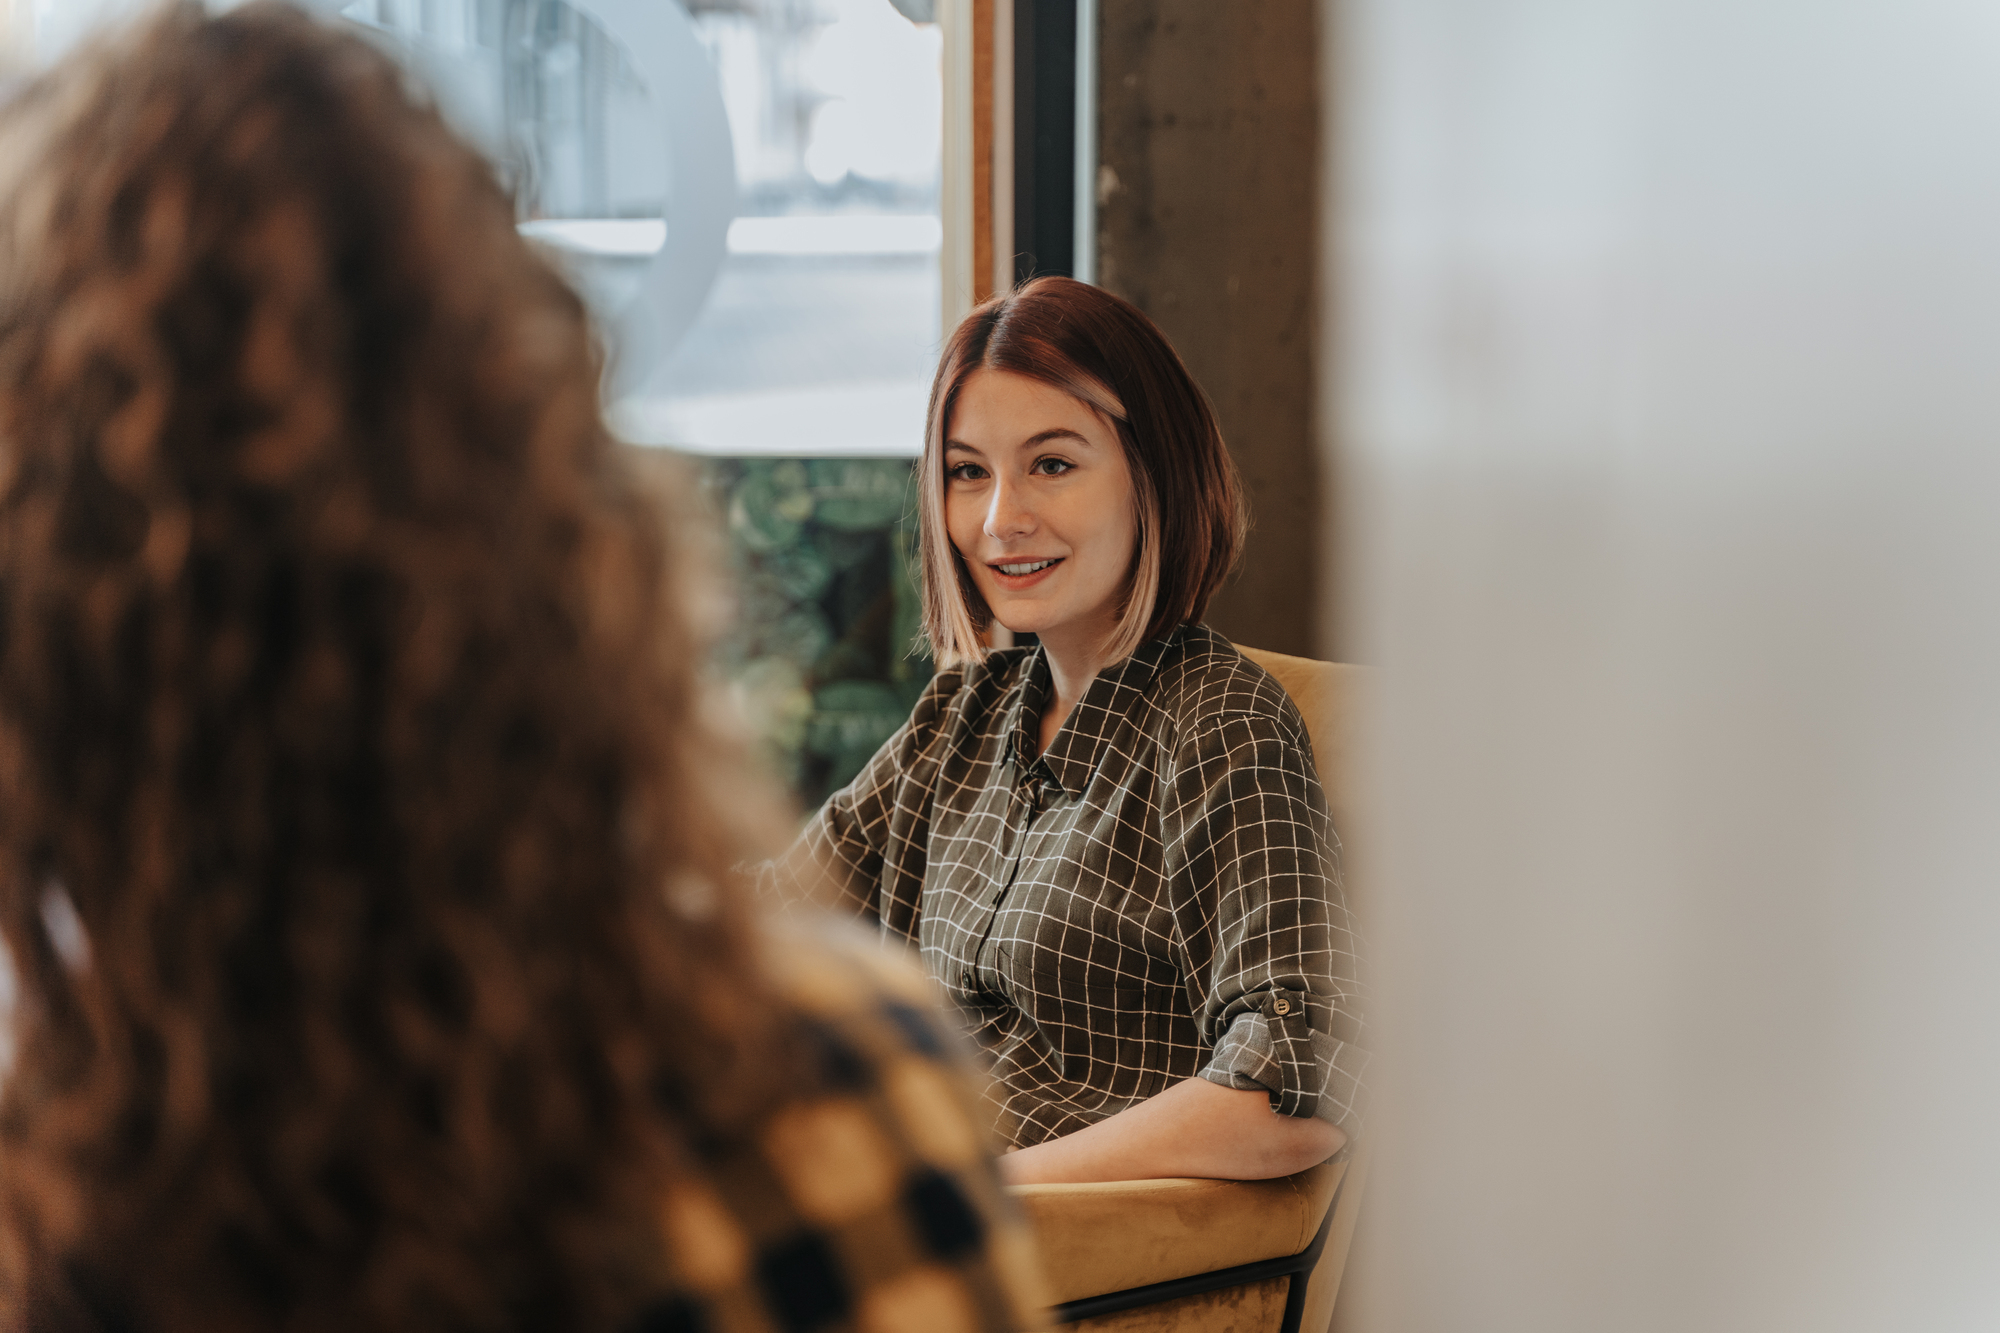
[764,278,1366,1186]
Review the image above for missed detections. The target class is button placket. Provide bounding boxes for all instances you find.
[968,768,1043,997]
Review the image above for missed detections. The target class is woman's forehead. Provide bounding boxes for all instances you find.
[949,369,1114,446]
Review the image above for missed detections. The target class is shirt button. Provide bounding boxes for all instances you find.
[1273,998,1292,1016]
[962,971,975,991]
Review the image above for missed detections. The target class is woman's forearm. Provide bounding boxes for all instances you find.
[996,1077,1344,1185]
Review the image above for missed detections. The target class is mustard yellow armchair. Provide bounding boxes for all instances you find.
[1009,647,1368,1333]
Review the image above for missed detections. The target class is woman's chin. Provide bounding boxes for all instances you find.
[990,602,1065,636]
[989,603,1104,649]
[984,601,1049,638]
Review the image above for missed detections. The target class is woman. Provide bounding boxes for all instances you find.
[0,6,1042,1330]
[769,278,1365,1184]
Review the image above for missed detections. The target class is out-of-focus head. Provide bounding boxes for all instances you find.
[918,275,1246,667]
[0,2,773,1326]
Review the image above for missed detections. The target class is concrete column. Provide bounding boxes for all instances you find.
[1095,0,1326,658]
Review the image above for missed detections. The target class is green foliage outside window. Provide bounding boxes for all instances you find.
[706,457,933,810]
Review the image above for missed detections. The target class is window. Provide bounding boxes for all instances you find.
[350,0,942,805]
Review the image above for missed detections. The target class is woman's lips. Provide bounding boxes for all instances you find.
[987,556,1063,590]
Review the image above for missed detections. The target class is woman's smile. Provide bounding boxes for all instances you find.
[990,556,1065,587]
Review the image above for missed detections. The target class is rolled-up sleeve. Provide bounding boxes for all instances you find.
[1163,712,1367,1133]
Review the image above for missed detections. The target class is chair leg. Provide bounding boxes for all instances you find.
[1276,1170,1344,1333]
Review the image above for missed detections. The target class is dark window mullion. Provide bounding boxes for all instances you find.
[1013,0,1076,283]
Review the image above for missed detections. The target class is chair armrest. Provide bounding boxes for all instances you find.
[1007,1163,1345,1306]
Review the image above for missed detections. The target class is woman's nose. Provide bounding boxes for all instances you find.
[983,475,1035,540]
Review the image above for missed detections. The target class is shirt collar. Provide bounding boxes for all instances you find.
[1004,651,1052,776]
[1008,627,1184,797]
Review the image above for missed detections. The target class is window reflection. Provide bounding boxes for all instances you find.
[632,0,941,457]
[351,0,940,804]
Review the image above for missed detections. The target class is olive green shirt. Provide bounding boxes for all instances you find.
[766,624,1366,1148]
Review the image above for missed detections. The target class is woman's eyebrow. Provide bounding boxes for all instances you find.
[946,428,1091,455]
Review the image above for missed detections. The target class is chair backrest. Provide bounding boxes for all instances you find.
[1235,646,1364,850]
[1236,645,1369,1333]
[1012,646,1373,1333]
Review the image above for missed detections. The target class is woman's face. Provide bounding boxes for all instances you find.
[944,369,1137,660]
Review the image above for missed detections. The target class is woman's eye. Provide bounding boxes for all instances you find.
[1032,457,1075,476]
[947,462,987,482]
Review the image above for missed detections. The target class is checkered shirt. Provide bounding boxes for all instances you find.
[765,624,1365,1149]
[649,926,1049,1332]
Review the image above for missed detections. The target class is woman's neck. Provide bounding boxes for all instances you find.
[1033,626,1108,756]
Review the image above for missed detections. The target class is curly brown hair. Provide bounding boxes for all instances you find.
[0,4,783,1328]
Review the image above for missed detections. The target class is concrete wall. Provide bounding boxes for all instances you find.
[1094,0,1328,659]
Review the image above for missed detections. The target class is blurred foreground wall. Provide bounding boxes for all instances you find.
[1336,1,2000,1329]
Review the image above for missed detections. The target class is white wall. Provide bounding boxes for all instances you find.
[1335,2,2000,1330]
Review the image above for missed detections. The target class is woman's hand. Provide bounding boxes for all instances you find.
[996,1077,1344,1185]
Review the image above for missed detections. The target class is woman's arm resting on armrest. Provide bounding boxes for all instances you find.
[996,1077,1345,1184]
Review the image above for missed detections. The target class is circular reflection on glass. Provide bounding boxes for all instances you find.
[339,0,734,394]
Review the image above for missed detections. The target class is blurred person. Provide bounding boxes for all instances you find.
[0,4,1045,1330]
[765,278,1364,1185]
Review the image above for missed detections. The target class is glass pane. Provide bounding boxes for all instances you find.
[623,0,941,460]
[703,457,929,807]
[346,0,941,806]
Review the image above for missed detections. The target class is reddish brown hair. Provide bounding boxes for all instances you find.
[918,276,1246,666]
[0,5,781,1328]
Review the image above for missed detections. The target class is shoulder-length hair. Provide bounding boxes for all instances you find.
[0,4,781,1328]
[918,276,1246,668]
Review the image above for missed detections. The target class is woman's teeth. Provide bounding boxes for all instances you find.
[997,559,1055,576]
